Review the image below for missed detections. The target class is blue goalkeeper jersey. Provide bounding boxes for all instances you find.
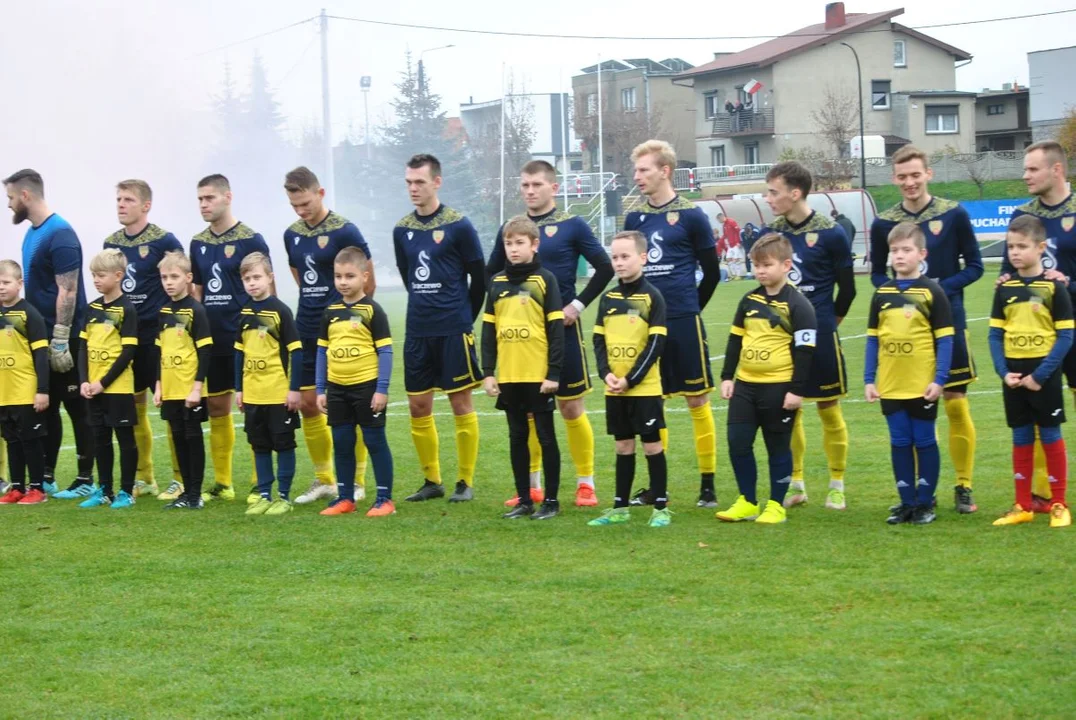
[1001,194,1076,300]
[762,212,852,330]
[21,213,88,334]
[104,223,184,339]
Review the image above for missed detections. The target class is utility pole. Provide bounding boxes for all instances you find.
[841,42,867,193]
[361,76,372,161]
[320,8,335,206]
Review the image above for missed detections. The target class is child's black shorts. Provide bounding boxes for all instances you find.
[605,394,664,441]
[495,382,556,414]
[0,404,48,442]
[1003,358,1066,428]
[327,380,386,428]
[87,393,137,428]
[160,398,209,424]
[728,380,797,434]
[880,396,940,421]
[244,403,300,453]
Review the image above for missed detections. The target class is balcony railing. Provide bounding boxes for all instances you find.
[710,107,775,136]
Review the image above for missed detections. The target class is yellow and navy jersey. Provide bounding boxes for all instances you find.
[990,275,1075,359]
[1002,194,1076,297]
[156,295,213,401]
[190,222,270,354]
[868,278,954,399]
[870,198,983,318]
[393,205,484,337]
[80,295,139,395]
[284,211,372,338]
[481,265,564,383]
[104,223,184,338]
[593,277,667,397]
[727,283,817,384]
[235,296,301,405]
[762,212,853,328]
[0,300,48,406]
[622,195,714,318]
[318,298,392,386]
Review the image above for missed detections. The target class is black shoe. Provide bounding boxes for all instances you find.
[629,487,654,506]
[910,505,936,525]
[405,480,446,502]
[696,488,718,508]
[448,481,473,503]
[503,503,534,519]
[886,504,915,525]
[165,496,204,510]
[531,499,560,520]
[954,485,977,514]
[890,496,937,514]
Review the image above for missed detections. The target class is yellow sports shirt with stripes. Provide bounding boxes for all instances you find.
[156,296,213,401]
[80,295,138,395]
[481,266,564,383]
[729,283,817,384]
[318,298,392,386]
[868,277,954,399]
[235,296,302,405]
[593,277,667,397]
[0,300,48,406]
[990,275,1075,359]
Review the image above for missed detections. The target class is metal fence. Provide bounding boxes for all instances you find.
[673,163,775,190]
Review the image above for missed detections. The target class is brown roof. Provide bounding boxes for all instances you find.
[676,8,970,79]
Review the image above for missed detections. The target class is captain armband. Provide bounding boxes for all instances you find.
[794,329,817,347]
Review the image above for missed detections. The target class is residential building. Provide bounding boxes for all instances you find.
[674,2,974,167]
[975,84,1031,151]
[1028,45,1076,142]
[459,93,581,174]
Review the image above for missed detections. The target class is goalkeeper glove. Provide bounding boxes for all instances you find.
[49,323,75,373]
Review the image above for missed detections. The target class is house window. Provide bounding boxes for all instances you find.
[588,145,599,166]
[621,87,636,112]
[871,80,891,110]
[894,40,906,67]
[586,93,597,117]
[744,142,760,165]
[710,146,726,167]
[925,104,959,134]
[704,92,718,119]
[987,103,1005,116]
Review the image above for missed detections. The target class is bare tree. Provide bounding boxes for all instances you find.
[952,152,991,198]
[574,95,664,180]
[810,84,859,157]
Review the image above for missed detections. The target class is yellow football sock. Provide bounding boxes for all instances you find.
[564,414,595,484]
[944,396,976,489]
[166,429,182,483]
[818,403,848,484]
[1032,427,1051,498]
[355,429,367,491]
[689,402,717,475]
[208,414,235,487]
[527,416,541,474]
[410,415,441,484]
[133,399,153,482]
[791,411,806,483]
[302,413,335,485]
[659,427,669,453]
[454,411,479,487]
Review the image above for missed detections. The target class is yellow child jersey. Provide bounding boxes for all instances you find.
[80,295,138,394]
[480,262,564,383]
[725,283,817,385]
[991,275,1075,360]
[0,299,49,406]
[868,277,954,399]
[235,296,302,405]
[317,298,392,387]
[156,295,213,401]
[593,276,667,397]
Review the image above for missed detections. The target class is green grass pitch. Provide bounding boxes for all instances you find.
[4,275,1074,718]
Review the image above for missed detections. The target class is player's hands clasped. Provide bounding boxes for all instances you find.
[604,373,627,394]
[1019,375,1042,391]
[1003,372,1023,388]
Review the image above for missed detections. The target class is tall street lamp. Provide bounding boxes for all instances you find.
[840,42,867,191]
[418,44,455,98]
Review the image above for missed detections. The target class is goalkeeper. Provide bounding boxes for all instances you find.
[3,169,94,496]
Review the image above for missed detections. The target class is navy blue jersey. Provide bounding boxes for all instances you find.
[190,222,270,355]
[21,213,87,333]
[622,195,714,318]
[1001,194,1076,299]
[870,197,983,321]
[104,223,184,339]
[488,209,606,306]
[284,210,372,338]
[393,205,484,337]
[762,212,852,329]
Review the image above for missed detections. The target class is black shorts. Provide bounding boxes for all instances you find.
[133,338,157,393]
[299,337,319,391]
[0,405,48,442]
[244,403,300,453]
[880,396,940,421]
[557,322,593,400]
[944,317,977,389]
[206,353,235,397]
[1003,358,1066,428]
[49,334,82,401]
[803,328,848,402]
[660,315,714,397]
[327,380,386,429]
[87,393,137,428]
[495,382,556,414]
[403,333,481,395]
[605,394,664,441]
[728,380,798,434]
[1063,343,1076,389]
[159,398,209,424]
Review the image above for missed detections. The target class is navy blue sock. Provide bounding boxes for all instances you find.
[891,445,916,506]
[914,443,940,507]
[277,450,296,500]
[363,425,394,501]
[331,424,357,500]
[254,452,274,499]
[767,450,793,505]
[728,422,758,504]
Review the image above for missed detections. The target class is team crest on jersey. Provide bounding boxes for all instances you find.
[904,304,915,319]
[1063,216,1075,232]
[929,220,944,236]
[138,245,150,258]
[519,290,530,305]
[805,233,818,247]
[433,230,445,244]
[667,212,679,226]
[407,231,414,240]
[318,235,329,249]
[545,226,557,238]
[351,318,362,329]
[224,245,236,258]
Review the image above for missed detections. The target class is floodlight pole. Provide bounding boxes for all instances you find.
[320,8,334,206]
[841,42,867,191]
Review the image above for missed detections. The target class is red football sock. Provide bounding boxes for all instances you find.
[1042,438,1068,507]
[1013,443,1034,509]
